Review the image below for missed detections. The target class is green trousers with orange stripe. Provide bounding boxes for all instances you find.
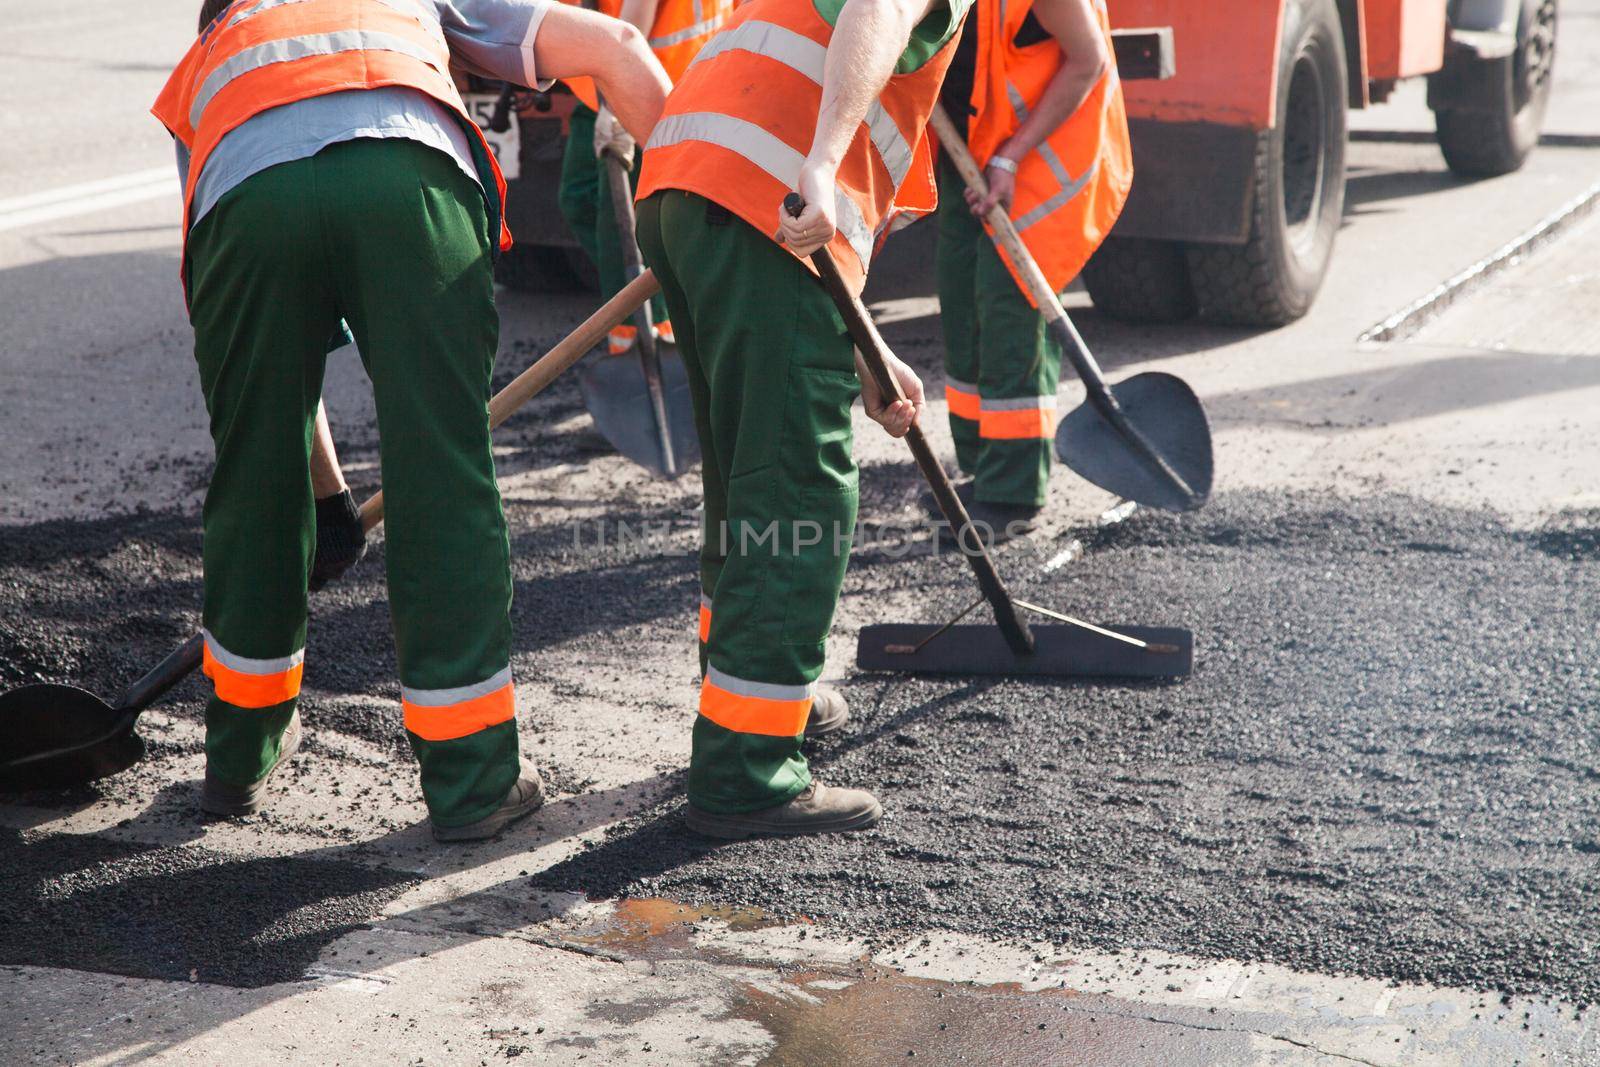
[935,157,1063,507]
[636,190,858,814]
[187,137,520,828]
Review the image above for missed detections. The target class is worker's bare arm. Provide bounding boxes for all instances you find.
[778,0,943,254]
[969,0,1106,214]
[533,6,672,143]
[309,402,348,499]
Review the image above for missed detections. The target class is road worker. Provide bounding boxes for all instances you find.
[556,0,735,354]
[634,0,971,837]
[930,0,1129,541]
[155,0,669,839]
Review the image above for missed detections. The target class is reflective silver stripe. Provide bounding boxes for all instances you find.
[945,376,978,395]
[651,14,722,49]
[190,29,445,129]
[402,666,513,708]
[1003,80,1096,233]
[228,0,437,32]
[700,593,713,611]
[1015,156,1095,232]
[645,111,875,266]
[202,629,304,675]
[980,395,1058,412]
[705,665,814,703]
[690,21,913,187]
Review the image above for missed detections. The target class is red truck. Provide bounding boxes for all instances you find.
[472,0,1558,327]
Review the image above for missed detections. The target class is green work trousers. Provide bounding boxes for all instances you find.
[935,157,1062,507]
[636,190,859,814]
[558,104,667,324]
[186,138,519,828]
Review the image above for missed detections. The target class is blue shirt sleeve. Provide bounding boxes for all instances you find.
[435,0,557,88]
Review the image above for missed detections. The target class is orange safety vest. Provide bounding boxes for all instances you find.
[966,0,1130,297]
[636,0,957,295]
[152,0,512,278]
[564,0,736,109]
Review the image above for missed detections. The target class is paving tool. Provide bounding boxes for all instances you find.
[782,194,1190,680]
[928,105,1212,513]
[0,273,661,792]
[577,146,697,479]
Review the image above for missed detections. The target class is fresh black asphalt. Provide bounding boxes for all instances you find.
[3,449,1597,1003]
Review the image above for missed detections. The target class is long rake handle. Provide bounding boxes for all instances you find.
[783,194,1034,658]
[928,106,1199,507]
[360,270,661,530]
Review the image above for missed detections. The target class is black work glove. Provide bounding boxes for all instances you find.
[309,488,367,592]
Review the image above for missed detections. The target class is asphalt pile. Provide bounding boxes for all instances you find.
[532,491,1600,1006]
[4,485,1597,1004]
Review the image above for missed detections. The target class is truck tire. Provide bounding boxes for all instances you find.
[1433,0,1557,178]
[1185,0,1347,327]
[495,244,600,293]
[1081,237,1197,322]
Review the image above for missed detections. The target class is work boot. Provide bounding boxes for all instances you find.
[200,711,302,817]
[432,772,546,843]
[939,499,1043,550]
[806,683,850,738]
[309,488,367,592]
[685,782,882,839]
[919,479,976,522]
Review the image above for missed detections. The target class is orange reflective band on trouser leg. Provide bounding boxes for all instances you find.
[945,377,980,421]
[202,629,304,709]
[608,324,638,355]
[978,396,1058,440]
[698,594,712,644]
[402,667,516,742]
[699,666,812,738]
[655,319,676,345]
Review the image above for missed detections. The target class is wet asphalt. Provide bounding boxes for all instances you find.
[3,473,1597,1003]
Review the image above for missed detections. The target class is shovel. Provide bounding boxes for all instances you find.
[0,273,661,791]
[578,149,697,478]
[928,106,1212,513]
[783,194,1190,680]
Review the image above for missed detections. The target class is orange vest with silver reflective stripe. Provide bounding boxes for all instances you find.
[634,0,958,295]
[564,0,736,108]
[967,0,1130,296]
[152,0,512,271]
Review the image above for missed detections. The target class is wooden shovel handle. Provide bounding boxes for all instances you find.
[358,269,662,531]
[928,106,1070,319]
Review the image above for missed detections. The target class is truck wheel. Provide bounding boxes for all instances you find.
[495,244,600,293]
[1185,0,1347,327]
[1081,237,1197,322]
[1434,0,1557,178]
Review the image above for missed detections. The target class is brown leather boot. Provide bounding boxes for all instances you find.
[200,711,302,817]
[805,684,850,738]
[685,781,882,839]
[432,772,546,843]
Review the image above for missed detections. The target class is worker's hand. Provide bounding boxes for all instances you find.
[856,348,924,439]
[967,157,1017,218]
[778,161,837,256]
[593,105,636,167]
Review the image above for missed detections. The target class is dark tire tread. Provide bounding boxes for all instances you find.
[1081,237,1198,323]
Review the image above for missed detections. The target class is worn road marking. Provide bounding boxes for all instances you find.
[0,167,175,233]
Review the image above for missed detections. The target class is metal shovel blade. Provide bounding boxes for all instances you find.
[1055,372,1213,512]
[579,349,699,479]
[0,684,143,791]
[858,623,1192,678]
